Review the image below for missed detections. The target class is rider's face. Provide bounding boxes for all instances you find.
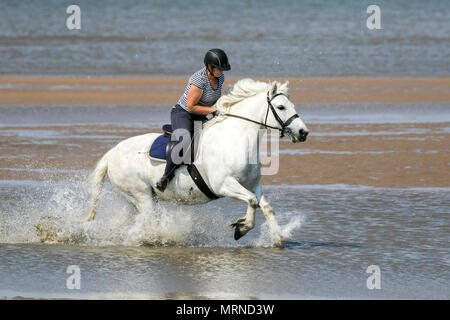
[208,65,223,78]
[213,68,223,77]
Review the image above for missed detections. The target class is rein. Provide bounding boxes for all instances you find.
[223,91,299,138]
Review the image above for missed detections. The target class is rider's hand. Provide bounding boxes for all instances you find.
[211,108,223,117]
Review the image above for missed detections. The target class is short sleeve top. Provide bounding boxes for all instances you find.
[177,67,224,111]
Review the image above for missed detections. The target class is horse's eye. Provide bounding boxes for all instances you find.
[277,105,286,110]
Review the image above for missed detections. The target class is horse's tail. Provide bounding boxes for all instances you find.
[84,148,112,222]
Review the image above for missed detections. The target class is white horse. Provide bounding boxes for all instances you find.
[83,79,309,246]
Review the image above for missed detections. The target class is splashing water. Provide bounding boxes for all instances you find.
[252,211,303,247]
[0,175,304,248]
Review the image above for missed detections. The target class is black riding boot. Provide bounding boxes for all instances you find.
[156,104,201,192]
[156,159,177,192]
[155,139,181,192]
[155,168,178,192]
[155,175,170,192]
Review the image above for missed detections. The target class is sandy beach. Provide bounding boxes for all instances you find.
[1,77,449,105]
[1,77,449,188]
[2,0,450,301]
[1,122,448,188]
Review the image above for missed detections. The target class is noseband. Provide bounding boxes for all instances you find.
[224,91,299,138]
[264,91,299,138]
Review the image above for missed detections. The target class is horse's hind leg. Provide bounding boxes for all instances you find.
[122,189,158,243]
[121,189,154,215]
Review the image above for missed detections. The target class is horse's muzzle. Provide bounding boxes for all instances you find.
[299,129,309,141]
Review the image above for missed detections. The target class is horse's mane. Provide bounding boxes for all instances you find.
[216,78,289,112]
[204,78,290,130]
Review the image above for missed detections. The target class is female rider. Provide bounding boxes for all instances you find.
[156,48,231,192]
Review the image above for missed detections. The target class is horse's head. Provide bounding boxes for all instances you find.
[213,79,309,142]
[267,81,309,143]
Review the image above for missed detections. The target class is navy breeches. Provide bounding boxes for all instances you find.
[163,104,207,176]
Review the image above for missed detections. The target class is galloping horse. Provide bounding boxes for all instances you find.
[83,79,309,246]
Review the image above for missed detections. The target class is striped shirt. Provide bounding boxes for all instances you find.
[177,67,224,112]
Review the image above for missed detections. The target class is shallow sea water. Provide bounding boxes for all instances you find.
[1,0,449,300]
[0,180,448,299]
[1,0,449,77]
[0,103,449,299]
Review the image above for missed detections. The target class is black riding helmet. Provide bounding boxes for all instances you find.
[204,49,231,74]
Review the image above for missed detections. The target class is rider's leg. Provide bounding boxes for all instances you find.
[156,105,194,191]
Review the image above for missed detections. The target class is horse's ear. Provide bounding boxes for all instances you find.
[280,81,290,96]
[270,82,278,96]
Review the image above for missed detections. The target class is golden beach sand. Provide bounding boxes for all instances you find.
[0,123,448,188]
[0,77,449,188]
[0,76,449,105]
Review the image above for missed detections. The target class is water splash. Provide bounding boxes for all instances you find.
[252,211,304,247]
[0,175,303,248]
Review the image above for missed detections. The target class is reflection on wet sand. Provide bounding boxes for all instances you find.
[1,77,449,104]
[1,122,448,187]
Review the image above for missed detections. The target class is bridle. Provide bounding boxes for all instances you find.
[223,91,299,138]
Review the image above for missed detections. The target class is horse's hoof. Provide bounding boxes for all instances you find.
[232,221,247,240]
[231,218,247,240]
[273,239,284,248]
[234,224,244,240]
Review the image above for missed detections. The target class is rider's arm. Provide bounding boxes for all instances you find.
[186,85,216,115]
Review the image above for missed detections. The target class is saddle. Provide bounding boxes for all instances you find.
[149,124,220,200]
[148,124,195,164]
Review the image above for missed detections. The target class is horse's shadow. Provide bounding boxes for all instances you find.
[282,240,361,250]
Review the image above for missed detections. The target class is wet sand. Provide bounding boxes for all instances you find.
[1,122,448,188]
[0,76,448,188]
[1,79,449,300]
[1,77,450,105]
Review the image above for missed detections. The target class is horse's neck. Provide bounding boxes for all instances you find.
[197,93,266,165]
[218,93,267,144]
[227,93,267,126]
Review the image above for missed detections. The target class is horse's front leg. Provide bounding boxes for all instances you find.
[259,194,283,247]
[218,177,259,240]
[230,203,258,240]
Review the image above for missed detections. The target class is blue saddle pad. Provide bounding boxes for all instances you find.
[149,134,169,160]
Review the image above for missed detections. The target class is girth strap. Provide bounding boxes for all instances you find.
[187,164,221,200]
